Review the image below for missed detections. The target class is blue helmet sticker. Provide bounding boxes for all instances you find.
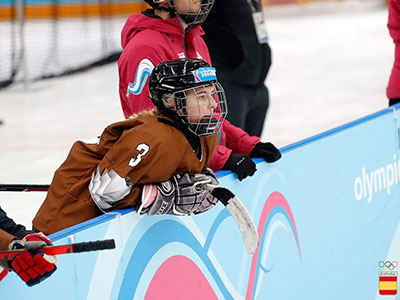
[192,67,217,83]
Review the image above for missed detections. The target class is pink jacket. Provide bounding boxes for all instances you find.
[118,12,259,171]
[387,0,400,99]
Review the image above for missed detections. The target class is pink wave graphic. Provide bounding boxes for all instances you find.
[245,191,301,300]
[144,255,218,300]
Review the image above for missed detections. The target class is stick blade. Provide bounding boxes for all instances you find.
[225,196,259,255]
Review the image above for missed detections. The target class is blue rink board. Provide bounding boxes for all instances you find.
[1,105,400,300]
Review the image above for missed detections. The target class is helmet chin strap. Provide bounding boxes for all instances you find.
[155,6,175,15]
[154,1,193,25]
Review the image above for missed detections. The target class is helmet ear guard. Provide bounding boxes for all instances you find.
[161,93,185,114]
[161,94,175,110]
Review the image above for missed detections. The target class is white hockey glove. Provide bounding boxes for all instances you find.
[138,169,219,216]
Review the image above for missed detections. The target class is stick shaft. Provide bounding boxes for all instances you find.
[211,187,259,255]
[0,239,115,261]
[0,184,50,192]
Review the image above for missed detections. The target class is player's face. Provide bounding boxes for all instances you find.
[171,0,201,14]
[184,85,217,123]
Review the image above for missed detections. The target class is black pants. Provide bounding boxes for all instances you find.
[220,80,269,137]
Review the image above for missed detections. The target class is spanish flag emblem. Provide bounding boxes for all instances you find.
[379,271,398,296]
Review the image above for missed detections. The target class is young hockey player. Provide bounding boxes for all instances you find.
[118,0,282,181]
[33,58,227,235]
[0,206,56,286]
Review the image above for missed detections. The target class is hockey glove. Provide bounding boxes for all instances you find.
[389,98,400,106]
[0,264,8,281]
[138,169,219,216]
[223,154,256,181]
[250,142,282,163]
[8,233,57,287]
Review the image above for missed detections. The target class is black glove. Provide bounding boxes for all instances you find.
[223,154,256,181]
[389,98,400,106]
[250,142,282,163]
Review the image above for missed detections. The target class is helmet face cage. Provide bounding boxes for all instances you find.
[167,0,215,25]
[163,82,227,137]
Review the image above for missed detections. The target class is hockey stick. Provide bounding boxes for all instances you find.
[0,184,50,192]
[0,182,259,254]
[0,239,116,261]
[211,187,259,255]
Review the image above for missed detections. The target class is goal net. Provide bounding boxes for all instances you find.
[0,0,147,88]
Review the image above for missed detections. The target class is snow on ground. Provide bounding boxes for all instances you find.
[0,3,393,228]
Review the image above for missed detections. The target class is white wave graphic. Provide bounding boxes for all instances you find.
[255,218,288,299]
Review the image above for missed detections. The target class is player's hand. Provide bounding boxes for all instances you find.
[138,169,220,216]
[8,233,57,286]
[223,154,256,181]
[250,142,281,163]
[0,264,8,281]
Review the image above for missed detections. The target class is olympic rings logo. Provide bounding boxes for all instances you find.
[378,261,398,270]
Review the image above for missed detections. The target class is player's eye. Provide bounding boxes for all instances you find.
[197,93,208,101]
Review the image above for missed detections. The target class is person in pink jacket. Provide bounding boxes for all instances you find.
[118,0,281,180]
[388,0,400,106]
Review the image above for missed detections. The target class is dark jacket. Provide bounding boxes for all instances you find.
[0,207,28,238]
[0,207,29,250]
[202,0,271,87]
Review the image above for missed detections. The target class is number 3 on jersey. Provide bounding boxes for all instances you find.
[129,143,150,167]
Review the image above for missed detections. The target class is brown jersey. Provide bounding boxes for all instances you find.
[33,114,218,234]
